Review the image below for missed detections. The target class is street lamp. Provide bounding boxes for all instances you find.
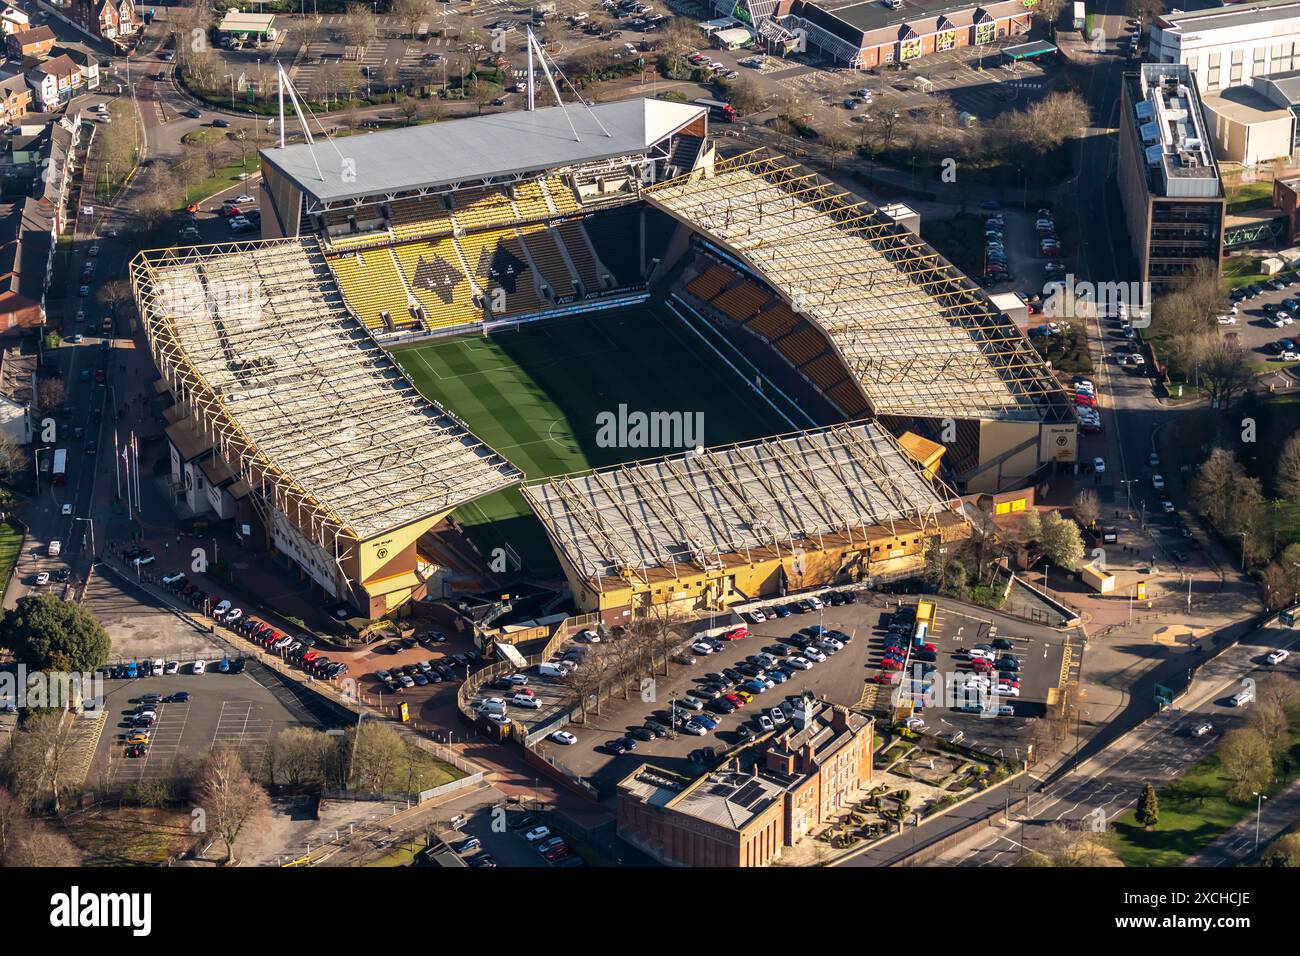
[1253,791,1268,854]
[73,516,96,561]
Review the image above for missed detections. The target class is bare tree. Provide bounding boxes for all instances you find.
[350,721,407,792]
[194,743,271,865]
[1192,336,1252,410]
[392,0,432,38]
[1276,431,1300,503]
[341,2,378,49]
[0,432,24,480]
[1072,489,1101,529]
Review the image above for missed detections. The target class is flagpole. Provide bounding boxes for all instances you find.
[132,432,141,512]
[114,430,121,500]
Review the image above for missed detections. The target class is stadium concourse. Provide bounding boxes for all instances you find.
[131,94,1074,622]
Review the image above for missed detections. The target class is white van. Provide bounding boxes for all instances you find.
[1231,689,1254,707]
[48,540,61,557]
[538,662,568,678]
[478,697,508,716]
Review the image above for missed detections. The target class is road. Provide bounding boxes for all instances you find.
[925,620,1298,865]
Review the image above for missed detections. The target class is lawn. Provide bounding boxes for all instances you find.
[403,743,464,792]
[393,305,793,571]
[1225,180,1274,214]
[1109,701,1300,866]
[0,522,22,594]
[1221,254,1268,290]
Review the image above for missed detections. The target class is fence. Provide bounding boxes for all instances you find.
[320,771,485,805]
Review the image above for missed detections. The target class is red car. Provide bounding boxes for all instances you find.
[881,659,904,671]
[515,686,536,698]
[919,643,937,653]
[872,673,900,684]
[972,659,994,673]
[1074,392,1096,408]
[302,650,318,662]
[723,626,749,641]
[724,693,745,708]
[126,745,147,758]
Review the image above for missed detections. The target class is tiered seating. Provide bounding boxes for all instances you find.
[687,264,733,302]
[543,176,580,214]
[329,229,391,250]
[582,206,642,287]
[520,225,577,297]
[327,248,412,331]
[512,181,552,221]
[557,221,601,292]
[828,379,871,418]
[324,209,352,228]
[391,238,481,331]
[452,187,516,231]
[389,196,453,241]
[802,352,851,393]
[746,302,800,342]
[713,281,769,323]
[458,227,545,316]
[775,325,828,367]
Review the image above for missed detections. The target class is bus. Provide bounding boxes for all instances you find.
[51,448,67,487]
[693,98,737,123]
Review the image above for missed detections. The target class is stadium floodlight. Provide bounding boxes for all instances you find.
[524,28,611,141]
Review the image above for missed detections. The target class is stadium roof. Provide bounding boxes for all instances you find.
[646,150,1075,423]
[131,237,521,544]
[1154,0,1300,35]
[261,99,706,205]
[521,421,966,586]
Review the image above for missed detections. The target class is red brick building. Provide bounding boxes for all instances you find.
[70,0,137,42]
[5,24,54,60]
[617,696,873,866]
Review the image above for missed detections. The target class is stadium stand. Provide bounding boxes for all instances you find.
[774,325,829,368]
[686,263,734,302]
[391,237,482,331]
[712,280,769,324]
[582,206,644,287]
[458,227,546,317]
[801,351,852,393]
[828,379,871,418]
[327,248,414,331]
[452,187,517,232]
[389,195,454,242]
[557,220,605,293]
[647,150,1074,425]
[542,175,581,214]
[519,224,578,299]
[511,180,552,221]
[746,301,801,342]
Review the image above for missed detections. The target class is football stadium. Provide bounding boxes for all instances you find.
[132,96,1075,622]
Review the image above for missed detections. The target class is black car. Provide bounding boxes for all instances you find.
[722,667,744,683]
[736,724,753,741]
[997,656,1021,671]
[992,638,1013,650]
[913,650,937,663]
[765,644,791,657]
[509,813,540,831]
[183,107,201,118]
[709,698,737,714]
[627,726,655,742]
[738,663,761,677]
[213,118,230,128]
[609,737,637,754]
[644,720,670,738]
[400,637,418,649]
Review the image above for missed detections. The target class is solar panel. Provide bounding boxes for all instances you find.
[729,780,764,809]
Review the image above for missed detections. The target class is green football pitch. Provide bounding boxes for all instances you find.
[392,304,799,572]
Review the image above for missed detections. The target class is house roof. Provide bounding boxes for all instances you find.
[9,25,54,47]
[32,54,80,81]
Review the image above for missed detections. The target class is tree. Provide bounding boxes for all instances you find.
[392,0,432,38]
[1217,727,1273,804]
[194,743,271,865]
[4,818,80,867]
[721,75,768,116]
[1261,832,1300,867]
[468,77,503,115]
[1017,91,1089,156]
[7,712,78,814]
[350,721,407,792]
[1019,509,1043,545]
[0,432,23,480]
[1072,489,1101,529]
[1039,511,1085,570]
[1135,782,1159,829]
[271,728,330,788]
[341,2,378,49]
[822,126,852,169]
[656,20,697,79]
[1277,431,1300,503]
[1193,336,1252,410]
[0,594,111,673]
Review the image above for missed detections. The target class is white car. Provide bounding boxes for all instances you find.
[681,721,707,735]
[1282,350,1300,361]
[757,714,774,731]
[224,607,243,624]
[1216,314,1236,325]
[192,659,206,674]
[234,194,255,204]
[478,697,508,712]
[1161,500,1175,513]
[996,684,1021,697]
[787,656,813,670]
[1149,452,1160,468]
[549,731,577,745]
[691,641,715,655]
[807,595,824,609]
[506,673,529,685]
[524,826,552,842]
[1092,457,1106,474]
[511,694,542,709]
[161,571,186,586]
[1193,722,1214,737]
[580,628,600,643]
[152,659,165,676]
[768,706,787,724]
[1269,315,1287,328]
[212,599,232,617]
[486,713,511,726]
[903,716,926,731]
[1131,353,1146,365]
[164,660,180,674]
[1152,474,1165,490]
[821,636,845,651]
[1266,649,1290,665]
[968,648,996,661]
[748,608,767,623]
[803,647,826,663]
[61,503,73,516]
